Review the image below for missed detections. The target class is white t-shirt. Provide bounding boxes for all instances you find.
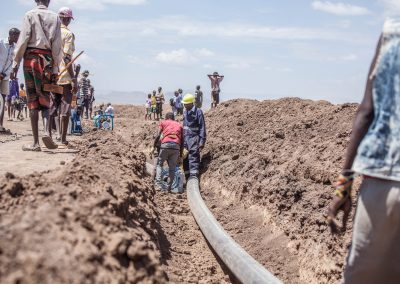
[105,106,114,115]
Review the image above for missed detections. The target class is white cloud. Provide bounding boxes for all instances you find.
[380,0,400,15]
[194,48,215,57]
[17,0,147,11]
[155,49,198,65]
[226,62,251,69]
[312,1,370,16]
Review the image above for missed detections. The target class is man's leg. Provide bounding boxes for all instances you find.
[155,148,168,189]
[166,149,180,190]
[60,85,73,144]
[0,94,5,130]
[30,109,40,148]
[7,100,12,120]
[343,178,400,284]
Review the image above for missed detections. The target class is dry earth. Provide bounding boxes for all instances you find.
[0,98,359,283]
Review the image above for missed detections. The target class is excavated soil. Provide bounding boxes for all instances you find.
[0,108,231,284]
[201,98,359,283]
[0,130,166,283]
[0,98,359,284]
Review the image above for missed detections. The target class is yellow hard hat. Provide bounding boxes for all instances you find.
[182,93,195,105]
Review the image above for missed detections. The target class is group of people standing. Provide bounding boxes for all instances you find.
[0,0,95,150]
[144,71,224,121]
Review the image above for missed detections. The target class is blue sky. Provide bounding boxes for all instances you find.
[2,0,399,103]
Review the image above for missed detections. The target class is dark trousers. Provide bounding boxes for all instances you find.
[183,135,200,178]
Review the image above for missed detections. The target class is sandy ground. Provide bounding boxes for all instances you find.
[0,117,76,176]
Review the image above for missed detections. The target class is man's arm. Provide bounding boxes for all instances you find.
[341,37,382,171]
[153,129,162,148]
[51,17,63,75]
[12,14,31,76]
[327,35,382,232]
[198,110,206,149]
[218,75,224,83]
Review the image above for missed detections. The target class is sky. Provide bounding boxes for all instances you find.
[2,0,399,103]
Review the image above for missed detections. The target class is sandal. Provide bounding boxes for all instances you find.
[42,136,59,150]
[22,144,41,152]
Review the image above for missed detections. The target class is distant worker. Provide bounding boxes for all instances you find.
[153,112,183,192]
[0,28,20,132]
[182,93,206,179]
[145,93,152,120]
[53,7,77,146]
[19,83,28,118]
[104,102,114,116]
[8,78,19,121]
[151,91,157,120]
[327,18,400,283]
[207,71,224,108]
[175,90,183,116]
[78,70,91,119]
[88,86,95,118]
[12,0,62,151]
[194,85,203,109]
[157,86,165,119]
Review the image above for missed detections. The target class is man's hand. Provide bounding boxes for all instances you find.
[0,74,4,81]
[327,173,354,234]
[51,73,58,84]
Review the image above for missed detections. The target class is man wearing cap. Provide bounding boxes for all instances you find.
[182,93,206,180]
[207,71,224,108]
[79,70,91,119]
[52,7,77,146]
[0,28,20,132]
[12,0,62,151]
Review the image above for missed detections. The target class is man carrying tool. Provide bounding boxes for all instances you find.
[153,112,183,192]
[182,93,206,180]
[207,71,224,108]
[51,7,77,146]
[327,18,400,283]
[0,28,20,132]
[12,0,62,151]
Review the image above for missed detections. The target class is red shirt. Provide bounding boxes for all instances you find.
[159,120,182,144]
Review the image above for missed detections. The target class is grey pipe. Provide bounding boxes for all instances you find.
[146,163,282,284]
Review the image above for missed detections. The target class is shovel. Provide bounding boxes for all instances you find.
[43,51,84,94]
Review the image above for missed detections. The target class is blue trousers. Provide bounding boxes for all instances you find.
[183,135,200,177]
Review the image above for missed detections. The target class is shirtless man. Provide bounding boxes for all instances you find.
[207,71,224,108]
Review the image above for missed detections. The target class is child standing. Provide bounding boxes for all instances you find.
[145,94,152,120]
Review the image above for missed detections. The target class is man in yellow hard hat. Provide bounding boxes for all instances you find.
[182,93,206,180]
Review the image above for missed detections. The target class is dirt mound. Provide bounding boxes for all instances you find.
[201,98,358,283]
[0,130,166,283]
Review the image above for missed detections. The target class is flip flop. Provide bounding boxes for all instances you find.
[42,136,59,150]
[22,144,41,152]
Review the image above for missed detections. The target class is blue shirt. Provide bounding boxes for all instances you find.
[183,106,206,146]
[9,79,19,99]
[353,19,400,181]
[174,94,183,108]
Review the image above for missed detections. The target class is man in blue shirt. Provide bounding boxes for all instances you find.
[182,93,206,180]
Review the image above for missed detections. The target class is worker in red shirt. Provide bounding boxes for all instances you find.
[153,112,183,192]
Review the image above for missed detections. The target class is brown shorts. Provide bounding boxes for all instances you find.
[50,84,73,117]
[212,91,220,105]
